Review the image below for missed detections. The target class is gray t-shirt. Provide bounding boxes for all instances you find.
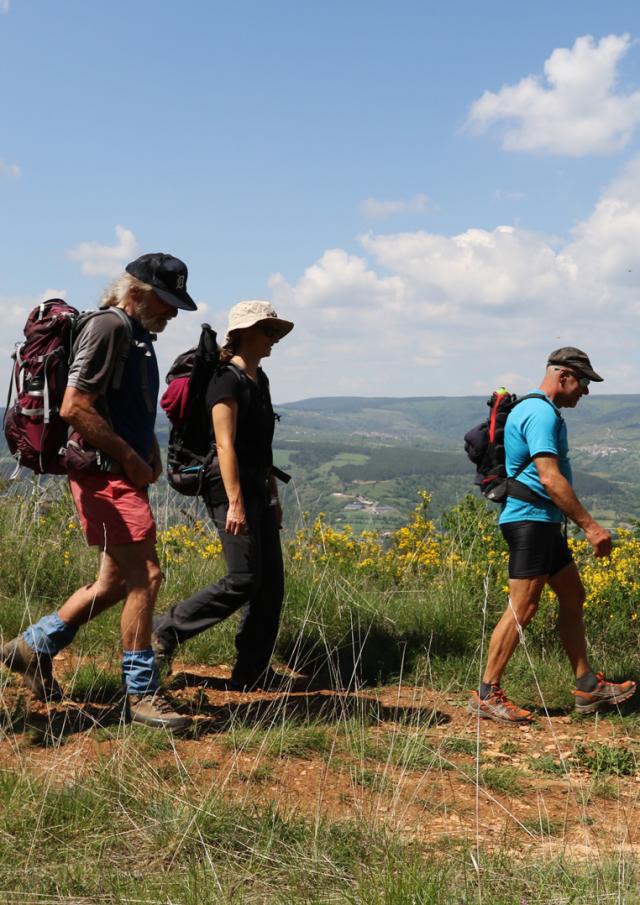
[67,309,159,460]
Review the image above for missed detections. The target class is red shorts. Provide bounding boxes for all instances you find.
[68,473,157,547]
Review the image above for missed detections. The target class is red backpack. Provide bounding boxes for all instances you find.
[3,299,132,476]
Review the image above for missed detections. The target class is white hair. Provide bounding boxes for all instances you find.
[99,272,154,309]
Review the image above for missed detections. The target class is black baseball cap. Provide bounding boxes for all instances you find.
[125,252,197,311]
[547,347,603,382]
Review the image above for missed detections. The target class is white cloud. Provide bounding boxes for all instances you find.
[0,160,20,178]
[39,288,67,303]
[360,193,429,219]
[266,155,640,399]
[0,1,9,14]
[466,34,640,155]
[67,225,138,277]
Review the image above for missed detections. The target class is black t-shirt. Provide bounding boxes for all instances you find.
[205,364,274,469]
[67,310,159,461]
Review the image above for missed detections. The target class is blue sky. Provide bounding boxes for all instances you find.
[2,1,640,401]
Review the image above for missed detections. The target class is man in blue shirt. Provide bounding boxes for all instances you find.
[469,347,636,724]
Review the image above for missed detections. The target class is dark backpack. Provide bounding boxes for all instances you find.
[3,300,132,476]
[464,389,559,504]
[161,325,291,497]
[161,324,220,496]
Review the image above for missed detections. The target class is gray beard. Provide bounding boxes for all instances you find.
[135,298,169,332]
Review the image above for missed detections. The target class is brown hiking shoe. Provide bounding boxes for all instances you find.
[573,673,636,714]
[467,687,533,725]
[0,636,63,702]
[127,690,191,731]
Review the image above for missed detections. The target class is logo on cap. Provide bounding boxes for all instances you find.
[176,275,185,289]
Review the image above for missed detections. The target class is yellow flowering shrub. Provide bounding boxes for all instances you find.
[158,521,222,565]
[289,514,386,575]
[568,529,640,622]
[290,492,443,581]
[152,496,640,637]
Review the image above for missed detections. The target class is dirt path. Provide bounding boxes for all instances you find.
[2,658,640,857]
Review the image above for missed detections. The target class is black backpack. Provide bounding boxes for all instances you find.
[160,324,220,496]
[464,389,560,504]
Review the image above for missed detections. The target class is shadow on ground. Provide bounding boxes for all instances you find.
[0,671,450,745]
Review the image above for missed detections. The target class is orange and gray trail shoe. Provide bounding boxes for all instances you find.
[573,673,636,714]
[467,687,533,725]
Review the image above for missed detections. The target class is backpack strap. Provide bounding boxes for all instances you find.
[507,392,563,504]
[217,363,291,484]
[513,391,561,415]
[131,337,155,414]
[103,307,134,392]
[84,308,155,414]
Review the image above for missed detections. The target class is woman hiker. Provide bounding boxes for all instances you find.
[152,300,293,690]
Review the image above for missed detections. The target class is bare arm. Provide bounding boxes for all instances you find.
[212,399,246,535]
[149,435,163,483]
[534,454,611,557]
[60,386,153,489]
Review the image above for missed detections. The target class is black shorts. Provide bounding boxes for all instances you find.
[500,521,573,579]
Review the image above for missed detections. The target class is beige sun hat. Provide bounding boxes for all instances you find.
[224,300,294,345]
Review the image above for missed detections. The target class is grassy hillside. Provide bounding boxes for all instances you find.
[1,487,640,901]
[0,400,638,904]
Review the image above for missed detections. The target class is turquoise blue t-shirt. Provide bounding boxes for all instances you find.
[499,392,569,525]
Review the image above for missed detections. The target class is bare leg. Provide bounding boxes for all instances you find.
[105,539,162,651]
[482,575,547,686]
[548,561,589,679]
[57,551,127,627]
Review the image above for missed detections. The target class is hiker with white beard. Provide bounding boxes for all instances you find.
[1,254,196,731]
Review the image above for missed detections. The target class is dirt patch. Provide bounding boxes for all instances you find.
[2,657,640,857]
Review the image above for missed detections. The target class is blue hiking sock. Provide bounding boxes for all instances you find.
[122,648,159,696]
[23,613,78,657]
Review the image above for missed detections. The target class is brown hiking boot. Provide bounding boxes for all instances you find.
[573,673,636,714]
[127,690,191,731]
[467,687,533,725]
[0,636,63,702]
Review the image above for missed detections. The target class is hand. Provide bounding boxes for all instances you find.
[123,452,154,490]
[148,451,163,483]
[272,501,283,528]
[225,498,247,536]
[584,522,612,558]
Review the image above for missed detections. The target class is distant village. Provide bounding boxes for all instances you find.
[331,492,396,516]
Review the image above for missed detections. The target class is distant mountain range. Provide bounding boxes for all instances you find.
[2,394,640,529]
[275,394,640,448]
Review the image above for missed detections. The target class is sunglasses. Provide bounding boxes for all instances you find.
[554,367,590,388]
[257,322,280,339]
